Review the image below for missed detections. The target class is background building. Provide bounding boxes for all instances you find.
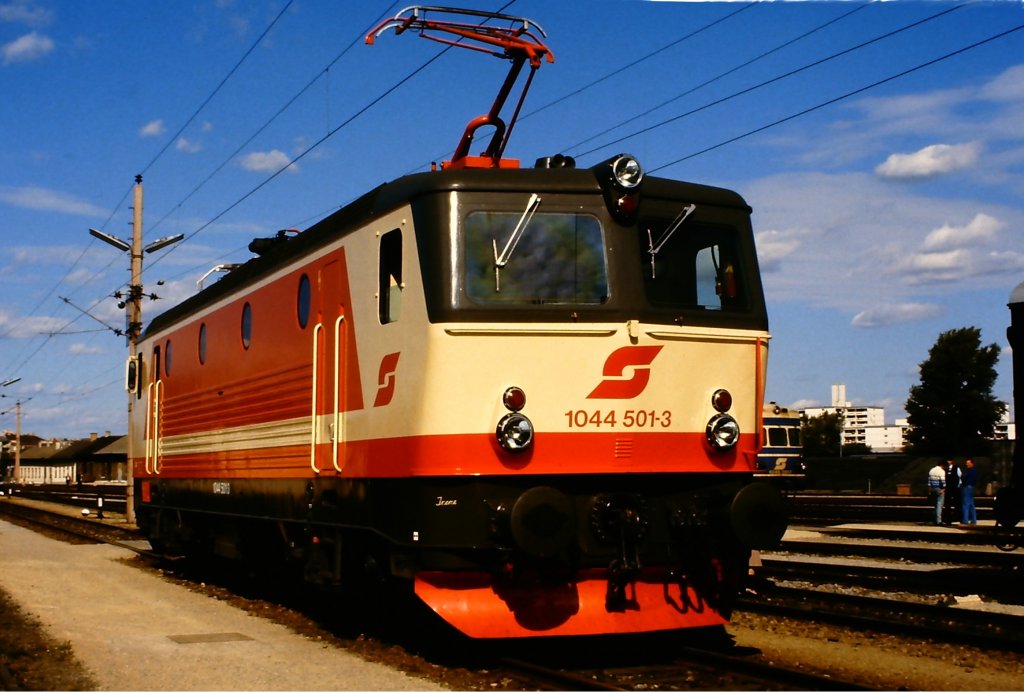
[802,384,907,453]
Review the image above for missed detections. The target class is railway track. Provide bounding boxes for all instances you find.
[499,656,865,690]
[0,495,139,546]
[3,484,128,516]
[494,633,868,690]
[5,489,1023,689]
[738,584,1024,651]
[744,518,1024,654]
[760,553,1021,602]
[787,492,1002,525]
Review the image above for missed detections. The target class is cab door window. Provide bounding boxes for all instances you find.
[379,229,402,324]
[640,222,745,311]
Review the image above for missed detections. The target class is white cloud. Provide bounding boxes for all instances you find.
[851,303,942,328]
[2,30,53,64]
[176,137,202,154]
[755,228,805,273]
[0,185,104,216]
[240,149,297,174]
[0,310,68,339]
[875,142,980,179]
[895,247,1024,286]
[817,65,1024,173]
[744,171,1024,310]
[923,213,1003,250]
[0,1,54,26]
[979,64,1024,103]
[896,248,971,284]
[139,119,165,137]
[981,249,1024,275]
[11,244,106,269]
[68,342,103,355]
[229,15,249,37]
[789,399,821,411]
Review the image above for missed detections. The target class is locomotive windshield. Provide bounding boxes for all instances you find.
[464,210,608,304]
[421,177,765,328]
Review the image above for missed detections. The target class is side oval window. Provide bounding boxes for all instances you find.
[241,302,252,349]
[297,274,311,328]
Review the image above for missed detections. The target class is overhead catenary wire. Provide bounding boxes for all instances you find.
[564,0,873,153]
[649,22,1024,174]
[0,1,413,409]
[521,1,757,121]
[572,1,968,160]
[146,38,458,273]
[147,1,517,273]
[139,0,296,178]
[146,1,404,240]
[0,1,297,380]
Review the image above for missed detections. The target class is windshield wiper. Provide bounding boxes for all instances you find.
[492,193,541,291]
[646,203,696,279]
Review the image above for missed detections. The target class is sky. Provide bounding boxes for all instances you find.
[1,0,1023,440]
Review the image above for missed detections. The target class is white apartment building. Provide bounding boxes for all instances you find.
[801,384,906,453]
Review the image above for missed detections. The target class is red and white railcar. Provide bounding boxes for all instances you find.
[128,6,786,638]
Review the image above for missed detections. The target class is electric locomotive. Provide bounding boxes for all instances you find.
[128,6,787,638]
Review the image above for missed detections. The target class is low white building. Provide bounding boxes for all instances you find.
[863,419,909,453]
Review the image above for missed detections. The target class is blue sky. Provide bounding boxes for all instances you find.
[1,0,1023,440]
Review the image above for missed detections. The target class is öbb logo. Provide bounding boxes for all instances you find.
[587,345,663,399]
[373,352,401,407]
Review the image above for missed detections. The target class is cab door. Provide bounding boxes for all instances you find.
[312,259,346,474]
[145,345,163,475]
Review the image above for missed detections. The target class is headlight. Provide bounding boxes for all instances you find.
[611,154,643,189]
[706,413,740,451]
[496,412,534,452]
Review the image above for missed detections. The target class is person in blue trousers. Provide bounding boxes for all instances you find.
[961,458,978,524]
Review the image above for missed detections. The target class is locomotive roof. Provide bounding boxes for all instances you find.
[144,164,751,338]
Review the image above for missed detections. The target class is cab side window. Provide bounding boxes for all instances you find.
[379,229,402,324]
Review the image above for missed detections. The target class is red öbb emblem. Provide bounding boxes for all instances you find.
[587,345,663,399]
[373,352,401,407]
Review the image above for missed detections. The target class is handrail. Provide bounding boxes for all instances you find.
[310,324,323,474]
[144,382,154,474]
[196,263,242,291]
[332,316,345,472]
[151,380,162,474]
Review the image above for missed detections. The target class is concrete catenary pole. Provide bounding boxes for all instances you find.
[123,175,144,525]
[13,400,21,484]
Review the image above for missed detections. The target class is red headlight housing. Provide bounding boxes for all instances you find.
[503,386,526,412]
[711,388,732,413]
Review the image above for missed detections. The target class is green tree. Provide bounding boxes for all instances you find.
[905,327,1005,456]
[802,411,844,457]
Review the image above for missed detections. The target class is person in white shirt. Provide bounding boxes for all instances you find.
[927,463,946,526]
